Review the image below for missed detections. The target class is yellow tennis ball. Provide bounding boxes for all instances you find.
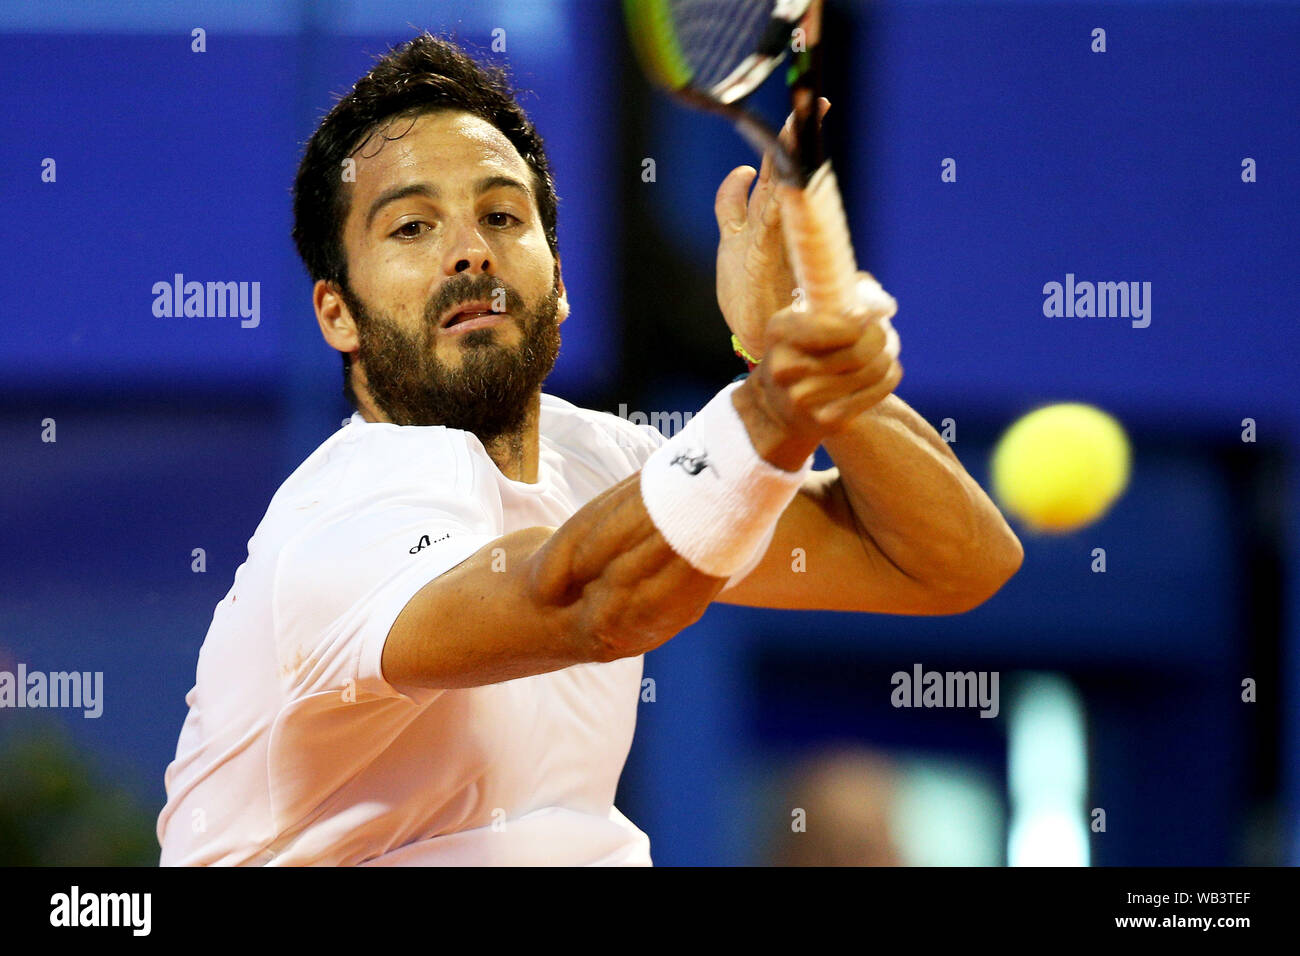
[991,403,1131,533]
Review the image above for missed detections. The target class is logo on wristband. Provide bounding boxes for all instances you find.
[670,450,712,477]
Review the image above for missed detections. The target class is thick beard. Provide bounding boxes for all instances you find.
[344,272,561,443]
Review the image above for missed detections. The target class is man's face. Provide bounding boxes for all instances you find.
[335,109,563,436]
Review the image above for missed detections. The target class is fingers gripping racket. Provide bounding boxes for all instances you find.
[623,0,899,358]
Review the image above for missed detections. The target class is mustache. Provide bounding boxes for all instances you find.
[423,273,527,329]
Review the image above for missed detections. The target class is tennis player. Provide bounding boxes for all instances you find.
[157,33,1022,866]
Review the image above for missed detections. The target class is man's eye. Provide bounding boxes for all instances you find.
[392,221,429,239]
[483,212,520,228]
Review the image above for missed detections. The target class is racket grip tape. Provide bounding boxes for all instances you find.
[781,162,899,359]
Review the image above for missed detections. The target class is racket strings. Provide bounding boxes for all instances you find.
[668,0,780,91]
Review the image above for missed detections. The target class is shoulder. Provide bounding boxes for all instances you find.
[269,416,481,517]
[261,420,499,641]
[269,416,498,557]
[538,392,667,474]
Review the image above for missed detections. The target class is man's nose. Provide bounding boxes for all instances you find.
[443,220,491,276]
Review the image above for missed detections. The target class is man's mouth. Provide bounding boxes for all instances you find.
[439,301,509,334]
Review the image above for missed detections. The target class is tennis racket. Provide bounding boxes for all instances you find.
[623,0,899,358]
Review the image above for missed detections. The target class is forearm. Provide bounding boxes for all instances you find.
[384,478,726,689]
[530,472,726,658]
[539,381,818,644]
[820,394,1022,597]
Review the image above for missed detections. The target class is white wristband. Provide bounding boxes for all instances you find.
[639,381,812,578]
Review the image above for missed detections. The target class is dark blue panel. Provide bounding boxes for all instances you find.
[0,400,286,814]
[0,36,297,388]
[855,3,1300,426]
[0,15,618,398]
[1086,674,1243,865]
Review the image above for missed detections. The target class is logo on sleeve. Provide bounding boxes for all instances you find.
[410,532,451,554]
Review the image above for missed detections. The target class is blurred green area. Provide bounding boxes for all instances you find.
[0,720,158,866]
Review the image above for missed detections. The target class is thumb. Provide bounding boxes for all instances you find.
[714,165,758,235]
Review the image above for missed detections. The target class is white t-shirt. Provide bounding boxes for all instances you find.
[157,393,707,867]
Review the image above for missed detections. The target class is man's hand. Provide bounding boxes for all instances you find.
[714,99,830,361]
[733,276,904,472]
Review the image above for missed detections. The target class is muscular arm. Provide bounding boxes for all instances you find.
[711,282,1022,615]
[381,471,729,690]
[717,390,1023,614]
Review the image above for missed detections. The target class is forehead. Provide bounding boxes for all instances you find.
[349,109,530,200]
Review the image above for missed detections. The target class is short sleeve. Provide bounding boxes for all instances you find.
[348,535,493,702]
[272,502,496,707]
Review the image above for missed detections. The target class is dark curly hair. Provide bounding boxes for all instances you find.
[292,32,559,288]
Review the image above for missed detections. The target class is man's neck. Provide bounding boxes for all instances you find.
[481,395,540,483]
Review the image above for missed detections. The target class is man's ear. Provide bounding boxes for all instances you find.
[554,257,569,325]
[314,280,359,355]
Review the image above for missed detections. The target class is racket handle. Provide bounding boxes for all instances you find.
[782,162,900,359]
